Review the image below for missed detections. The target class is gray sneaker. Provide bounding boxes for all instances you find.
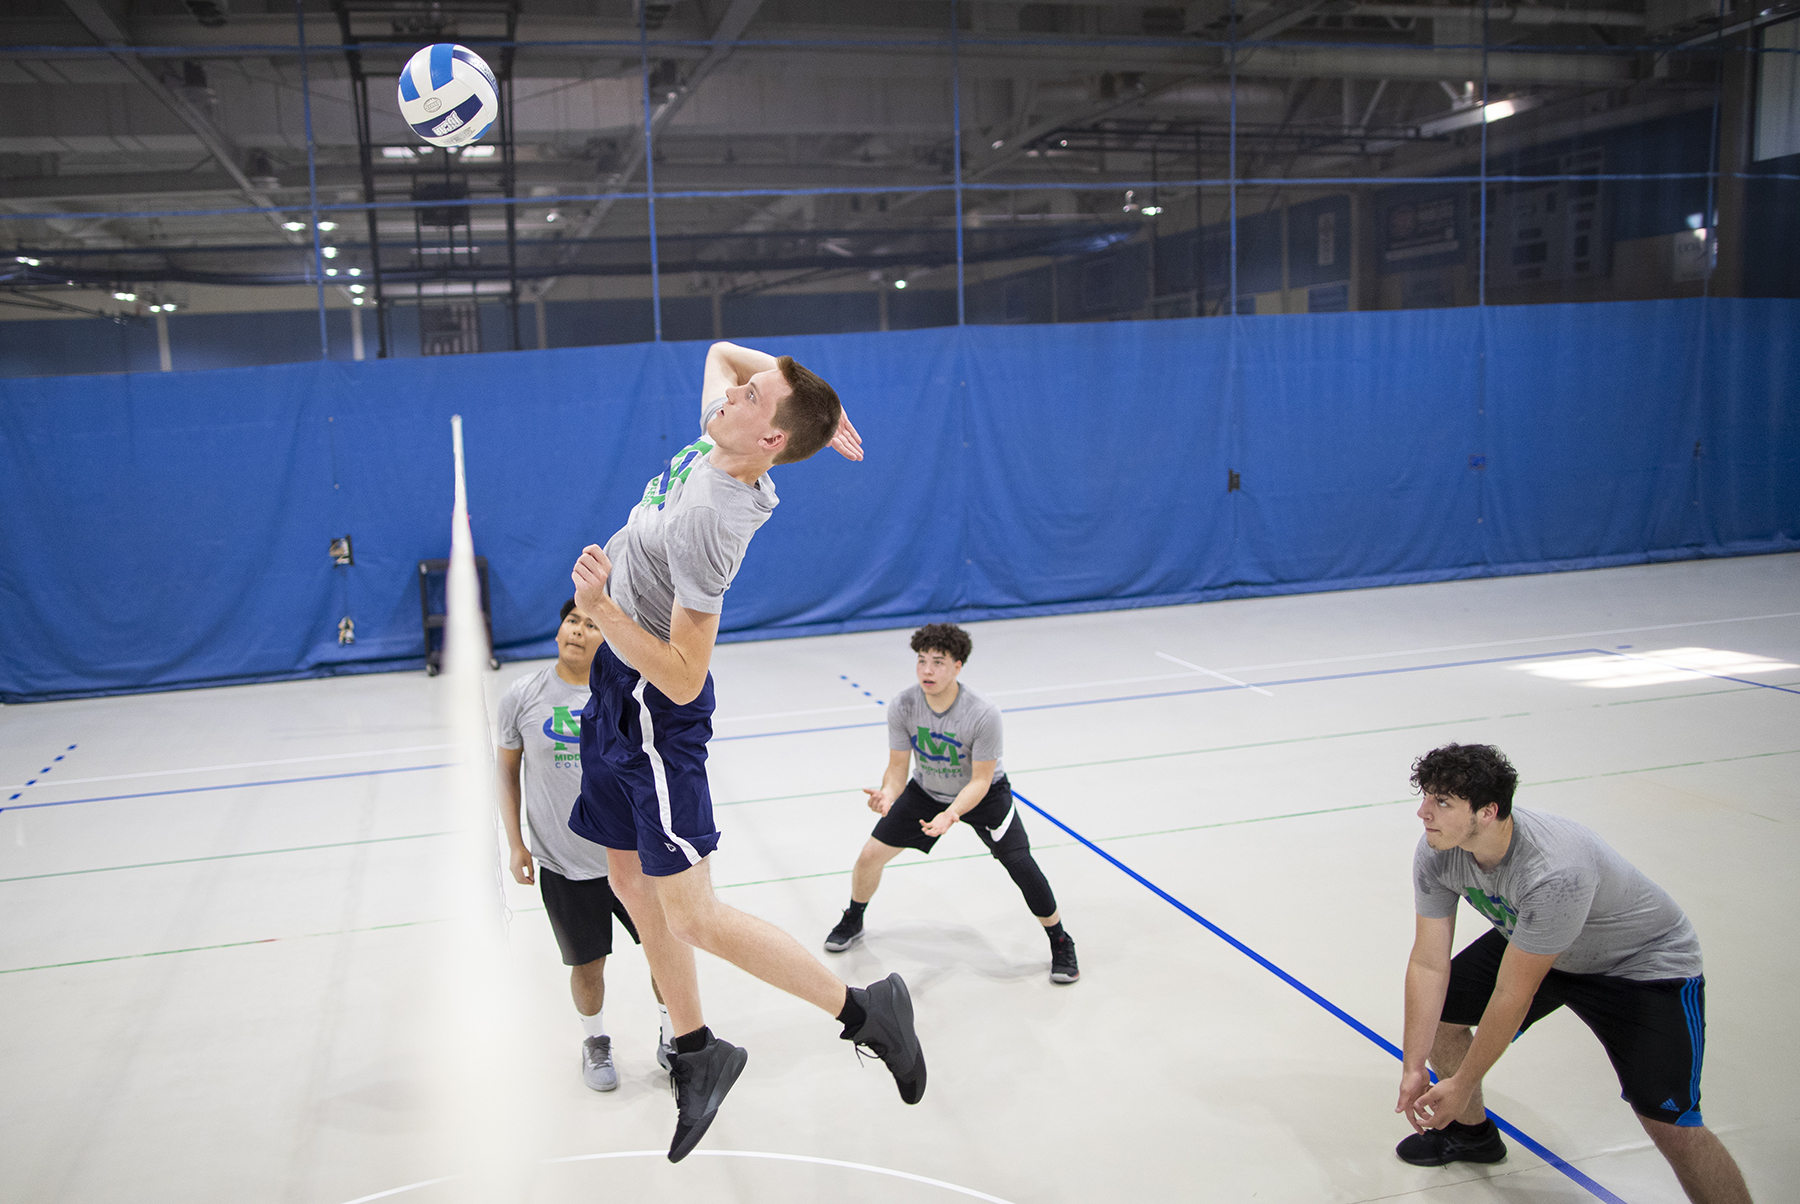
[582,1035,619,1092]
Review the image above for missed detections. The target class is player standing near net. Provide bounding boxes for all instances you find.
[1395,743,1752,1203]
[823,623,1078,985]
[568,341,925,1164]
[495,598,672,1093]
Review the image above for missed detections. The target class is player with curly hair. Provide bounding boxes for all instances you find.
[1394,742,1751,1203]
[823,623,1078,985]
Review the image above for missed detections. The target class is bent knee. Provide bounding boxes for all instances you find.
[856,840,898,868]
[658,900,718,948]
[610,874,652,907]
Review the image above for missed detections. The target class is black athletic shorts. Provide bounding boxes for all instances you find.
[871,776,1025,856]
[538,867,641,967]
[1442,928,1708,1127]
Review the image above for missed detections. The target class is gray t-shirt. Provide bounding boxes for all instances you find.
[497,665,610,880]
[887,684,1005,804]
[604,395,777,663]
[1413,807,1702,980]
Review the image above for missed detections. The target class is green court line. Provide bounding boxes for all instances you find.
[716,787,849,807]
[0,831,457,885]
[0,919,445,975]
[1531,747,1800,787]
[713,798,1416,892]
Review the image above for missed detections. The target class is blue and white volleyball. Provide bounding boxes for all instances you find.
[398,44,498,148]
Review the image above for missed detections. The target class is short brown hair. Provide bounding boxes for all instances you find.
[910,623,972,664]
[771,355,842,465]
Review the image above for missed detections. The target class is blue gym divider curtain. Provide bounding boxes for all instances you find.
[2,299,1796,703]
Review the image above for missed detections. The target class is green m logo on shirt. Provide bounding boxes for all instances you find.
[1463,887,1519,937]
[912,727,964,770]
[541,706,582,750]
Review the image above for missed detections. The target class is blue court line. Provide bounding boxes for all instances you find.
[718,645,1714,741]
[0,763,453,815]
[5,743,79,803]
[1594,649,1800,697]
[1011,787,1630,1204]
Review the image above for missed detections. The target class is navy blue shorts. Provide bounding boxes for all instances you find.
[569,644,721,878]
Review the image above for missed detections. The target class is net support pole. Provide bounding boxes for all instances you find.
[1700,0,1726,300]
[639,9,663,342]
[1228,0,1239,309]
[951,0,966,326]
[297,0,328,359]
[1478,0,1491,308]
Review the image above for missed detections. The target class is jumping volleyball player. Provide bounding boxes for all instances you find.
[567,341,926,1163]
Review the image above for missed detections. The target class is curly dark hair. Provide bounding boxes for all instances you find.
[1410,743,1519,819]
[910,622,972,664]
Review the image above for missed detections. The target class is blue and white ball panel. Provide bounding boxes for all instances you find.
[397,43,498,148]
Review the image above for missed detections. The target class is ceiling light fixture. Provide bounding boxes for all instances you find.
[283,221,306,231]
[114,291,136,301]
[317,221,338,232]
[894,279,907,289]
[350,284,366,294]
[326,267,339,276]
[322,246,339,258]
[381,146,416,159]
[348,267,362,276]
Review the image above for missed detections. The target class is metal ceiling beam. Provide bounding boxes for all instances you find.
[58,0,300,242]
[528,0,767,300]
[1350,3,1647,25]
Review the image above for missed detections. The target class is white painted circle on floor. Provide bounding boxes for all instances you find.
[337,1150,1020,1204]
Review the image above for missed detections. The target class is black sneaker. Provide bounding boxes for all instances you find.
[667,1035,748,1163]
[1049,934,1080,984]
[843,973,926,1104]
[824,908,865,953]
[1395,1121,1507,1167]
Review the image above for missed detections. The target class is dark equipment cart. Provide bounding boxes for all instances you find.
[418,557,500,675]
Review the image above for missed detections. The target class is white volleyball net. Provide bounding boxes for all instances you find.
[423,413,544,1203]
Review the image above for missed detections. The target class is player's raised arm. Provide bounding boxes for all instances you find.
[703,341,780,403]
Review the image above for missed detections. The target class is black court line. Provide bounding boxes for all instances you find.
[1010,787,1629,1204]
